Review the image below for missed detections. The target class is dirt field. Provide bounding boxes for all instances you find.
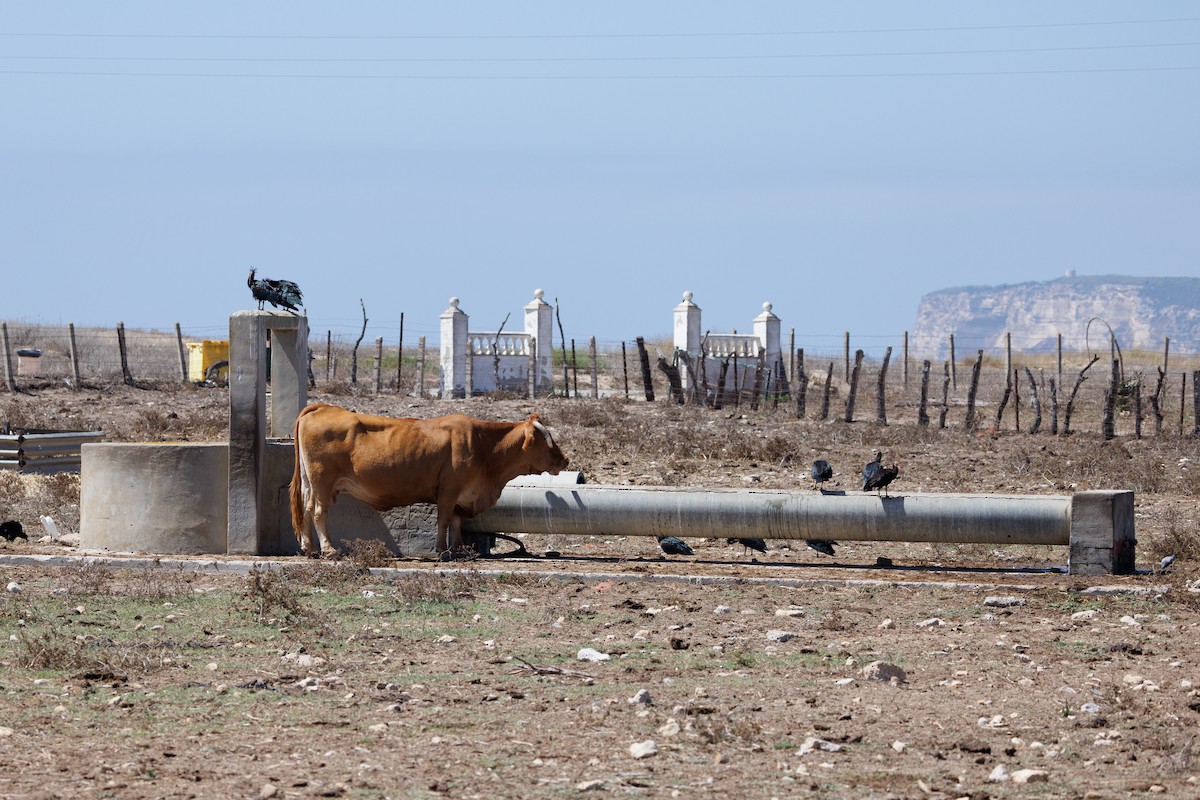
[1,382,1199,798]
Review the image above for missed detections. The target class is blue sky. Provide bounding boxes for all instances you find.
[3,3,1197,355]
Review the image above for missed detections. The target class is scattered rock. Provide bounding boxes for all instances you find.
[861,661,907,683]
[5,582,20,593]
[1071,609,1099,621]
[798,736,843,756]
[577,648,611,662]
[575,779,605,791]
[984,596,1027,608]
[917,618,945,628]
[988,765,1009,782]
[878,619,895,630]
[629,740,658,759]
[766,630,796,643]
[775,607,805,618]
[713,605,733,614]
[657,719,680,737]
[1010,769,1049,785]
[259,783,279,799]
[628,688,652,705]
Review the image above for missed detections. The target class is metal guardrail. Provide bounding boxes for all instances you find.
[0,430,105,473]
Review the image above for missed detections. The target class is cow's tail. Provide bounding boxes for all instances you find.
[290,404,320,544]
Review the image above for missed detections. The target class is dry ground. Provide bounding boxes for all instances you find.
[1,382,1199,798]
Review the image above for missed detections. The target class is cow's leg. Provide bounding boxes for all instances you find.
[311,492,341,559]
[447,512,465,552]
[435,497,454,557]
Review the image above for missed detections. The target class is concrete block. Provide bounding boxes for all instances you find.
[1069,490,1135,576]
[81,443,228,554]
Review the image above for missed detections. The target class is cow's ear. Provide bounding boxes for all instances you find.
[523,417,536,449]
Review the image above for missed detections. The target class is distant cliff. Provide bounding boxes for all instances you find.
[910,275,1200,359]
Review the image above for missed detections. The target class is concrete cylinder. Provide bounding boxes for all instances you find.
[466,485,1072,546]
[81,443,229,554]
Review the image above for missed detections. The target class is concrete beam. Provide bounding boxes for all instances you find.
[464,485,1136,574]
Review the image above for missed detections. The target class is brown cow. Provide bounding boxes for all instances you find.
[290,404,568,558]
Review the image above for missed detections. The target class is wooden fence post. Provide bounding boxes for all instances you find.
[876,346,892,424]
[964,350,983,430]
[902,330,909,390]
[843,349,864,423]
[843,331,850,383]
[1102,358,1118,440]
[635,337,655,402]
[417,335,426,398]
[917,359,931,426]
[819,362,833,421]
[1056,333,1063,388]
[570,339,579,398]
[68,323,81,388]
[949,334,957,390]
[1163,336,1170,373]
[589,336,599,399]
[794,348,807,419]
[175,323,189,383]
[117,322,135,386]
[325,331,332,382]
[788,328,795,390]
[374,337,384,393]
[1,322,15,392]
[938,362,950,429]
[1024,367,1042,434]
[396,312,405,393]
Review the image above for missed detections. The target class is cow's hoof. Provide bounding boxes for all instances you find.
[437,550,454,562]
[321,550,343,561]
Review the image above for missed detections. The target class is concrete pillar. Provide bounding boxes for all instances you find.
[440,298,468,399]
[674,291,701,389]
[754,301,782,370]
[227,310,309,555]
[269,317,309,437]
[524,288,554,393]
[1068,490,1136,576]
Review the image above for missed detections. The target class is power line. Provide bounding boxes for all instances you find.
[0,16,1197,40]
[2,41,1197,64]
[0,65,1196,80]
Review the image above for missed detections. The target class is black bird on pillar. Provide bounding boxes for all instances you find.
[248,268,304,313]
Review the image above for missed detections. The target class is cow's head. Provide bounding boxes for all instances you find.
[523,413,569,474]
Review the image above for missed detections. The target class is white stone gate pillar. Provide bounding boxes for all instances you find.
[754,302,782,372]
[524,288,554,394]
[440,298,468,399]
[674,291,702,389]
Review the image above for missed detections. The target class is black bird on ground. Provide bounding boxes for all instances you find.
[805,539,837,557]
[862,451,900,497]
[811,459,833,490]
[656,536,694,556]
[248,268,304,313]
[0,520,27,542]
[727,537,767,556]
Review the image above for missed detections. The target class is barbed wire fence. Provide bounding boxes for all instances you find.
[2,319,1198,438]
